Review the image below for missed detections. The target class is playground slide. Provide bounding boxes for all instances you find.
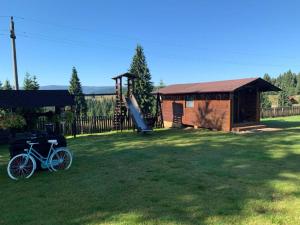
[124,95,152,132]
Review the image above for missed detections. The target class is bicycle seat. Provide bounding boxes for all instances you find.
[48,139,58,145]
[26,141,39,145]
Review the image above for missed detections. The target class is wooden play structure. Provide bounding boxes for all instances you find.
[112,72,163,132]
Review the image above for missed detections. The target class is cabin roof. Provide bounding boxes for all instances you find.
[0,90,74,108]
[157,77,281,95]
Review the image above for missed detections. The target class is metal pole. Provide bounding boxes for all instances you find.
[10,16,19,90]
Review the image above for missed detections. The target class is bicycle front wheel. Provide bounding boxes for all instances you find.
[50,148,72,171]
[7,154,36,180]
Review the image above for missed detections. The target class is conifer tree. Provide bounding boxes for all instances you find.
[275,70,297,96]
[296,74,300,94]
[260,94,272,108]
[2,80,12,90]
[263,73,271,83]
[260,74,272,108]
[158,80,166,89]
[129,45,155,115]
[68,67,87,116]
[278,91,292,107]
[23,73,40,90]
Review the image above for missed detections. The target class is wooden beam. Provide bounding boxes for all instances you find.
[256,89,260,123]
[230,92,234,131]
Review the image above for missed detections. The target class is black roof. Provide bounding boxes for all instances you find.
[0,90,74,108]
[112,72,137,80]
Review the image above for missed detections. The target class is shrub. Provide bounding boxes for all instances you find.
[0,112,26,129]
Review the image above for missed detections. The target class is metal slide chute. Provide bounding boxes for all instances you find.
[124,95,152,133]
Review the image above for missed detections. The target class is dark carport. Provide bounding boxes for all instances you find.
[0,90,75,143]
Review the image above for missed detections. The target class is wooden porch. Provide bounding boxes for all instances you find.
[232,122,266,132]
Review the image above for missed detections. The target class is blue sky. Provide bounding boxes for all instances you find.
[1,0,300,86]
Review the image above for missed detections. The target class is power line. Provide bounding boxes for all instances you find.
[13,16,300,61]
[14,16,91,32]
[16,29,299,62]
[10,16,296,60]
[3,15,300,69]
[17,31,132,51]
[15,32,300,68]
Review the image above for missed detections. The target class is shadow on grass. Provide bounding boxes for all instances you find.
[0,118,300,224]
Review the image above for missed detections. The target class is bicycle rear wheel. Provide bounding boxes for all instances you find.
[7,154,36,180]
[50,148,72,171]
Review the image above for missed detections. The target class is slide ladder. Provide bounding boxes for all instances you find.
[124,95,152,133]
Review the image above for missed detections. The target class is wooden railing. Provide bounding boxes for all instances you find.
[261,106,300,118]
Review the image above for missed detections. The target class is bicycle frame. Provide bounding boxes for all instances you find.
[25,142,57,170]
[8,139,72,180]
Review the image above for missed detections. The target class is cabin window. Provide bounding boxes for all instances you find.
[185,96,194,108]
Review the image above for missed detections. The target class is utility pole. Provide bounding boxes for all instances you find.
[10,16,19,90]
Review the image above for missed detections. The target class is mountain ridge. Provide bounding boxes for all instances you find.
[40,85,115,94]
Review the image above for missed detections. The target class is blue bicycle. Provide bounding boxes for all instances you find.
[7,139,72,180]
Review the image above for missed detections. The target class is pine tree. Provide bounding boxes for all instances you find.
[153,79,166,92]
[32,75,39,90]
[68,67,87,116]
[23,73,31,90]
[158,79,166,89]
[23,73,40,90]
[129,45,155,115]
[275,70,297,96]
[2,80,12,90]
[278,91,292,107]
[296,73,300,94]
[261,73,272,108]
[263,73,271,83]
[260,94,272,108]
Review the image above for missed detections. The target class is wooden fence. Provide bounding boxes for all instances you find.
[37,115,162,136]
[261,106,300,118]
[35,106,300,135]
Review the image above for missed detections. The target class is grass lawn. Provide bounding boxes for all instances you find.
[1,116,300,225]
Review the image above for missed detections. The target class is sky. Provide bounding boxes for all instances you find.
[1,0,300,87]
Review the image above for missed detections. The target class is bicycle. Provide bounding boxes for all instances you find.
[7,139,73,180]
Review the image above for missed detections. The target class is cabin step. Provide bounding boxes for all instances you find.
[232,124,266,132]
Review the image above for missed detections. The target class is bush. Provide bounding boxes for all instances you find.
[0,112,26,129]
[64,111,74,123]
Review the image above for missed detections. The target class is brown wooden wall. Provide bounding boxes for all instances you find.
[161,94,232,131]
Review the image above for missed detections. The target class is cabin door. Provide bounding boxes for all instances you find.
[172,102,184,126]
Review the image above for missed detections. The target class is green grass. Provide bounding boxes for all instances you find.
[1,116,300,225]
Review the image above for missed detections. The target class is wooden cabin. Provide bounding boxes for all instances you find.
[157,78,280,132]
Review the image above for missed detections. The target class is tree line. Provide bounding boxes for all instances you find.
[0,44,160,118]
[261,70,300,108]
[11,44,299,115]
[0,73,40,90]
[86,97,115,117]
[2,49,299,113]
